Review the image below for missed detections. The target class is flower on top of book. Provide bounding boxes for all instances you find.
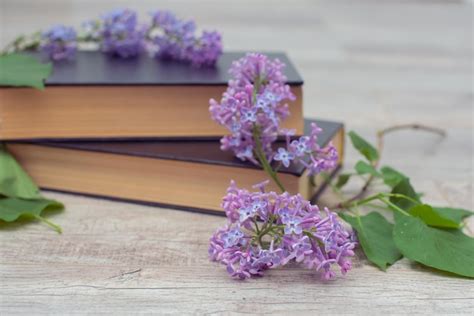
[41,25,77,61]
[209,181,356,280]
[100,8,147,58]
[209,53,338,176]
[36,9,222,66]
[148,10,222,67]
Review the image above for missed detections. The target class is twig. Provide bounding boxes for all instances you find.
[332,123,446,210]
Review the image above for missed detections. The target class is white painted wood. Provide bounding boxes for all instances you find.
[1,1,473,314]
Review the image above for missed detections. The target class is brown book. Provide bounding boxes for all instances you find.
[0,51,303,141]
[6,119,343,213]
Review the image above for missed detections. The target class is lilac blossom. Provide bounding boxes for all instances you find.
[41,25,77,61]
[209,181,356,280]
[274,148,295,168]
[210,53,338,178]
[37,9,223,65]
[148,10,222,66]
[280,122,339,176]
[100,9,145,58]
[209,53,295,163]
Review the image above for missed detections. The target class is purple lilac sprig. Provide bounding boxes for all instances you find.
[148,10,222,67]
[209,181,356,280]
[40,25,77,61]
[21,8,222,66]
[100,9,146,58]
[276,123,339,173]
[209,53,338,191]
[209,53,294,164]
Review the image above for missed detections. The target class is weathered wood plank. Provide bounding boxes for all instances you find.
[0,0,473,314]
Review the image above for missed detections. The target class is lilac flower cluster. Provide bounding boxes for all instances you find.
[209,53,338,175]
[149,10,222,67]
[209,53,294,163]
[275,122,339,174]
[39,9,222,66]
[100,9,146,58]
[41,25,77,61]
[209,181,356,280]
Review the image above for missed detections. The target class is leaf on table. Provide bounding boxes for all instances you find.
[431,207,473,225]
[340,212,402,271]
[0,197,63,222]
[389,178,420,210]
[348,131,379,162]
[0,53,52,89]
[409,204,461,229]
[0,145,41,199]
[354,160,380,177]
[380,166,407,188]
[335,173,351,189]
[393,215,474,278]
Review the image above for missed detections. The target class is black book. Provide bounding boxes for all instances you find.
[7,119,343,213]
[1,51,304,141]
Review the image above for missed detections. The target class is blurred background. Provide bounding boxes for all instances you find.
[1,0,472,208]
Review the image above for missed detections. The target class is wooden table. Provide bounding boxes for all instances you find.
[1,1,473,314]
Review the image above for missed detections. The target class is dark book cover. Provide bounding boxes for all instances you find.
[16,119,342,177]
[31,51,303,86]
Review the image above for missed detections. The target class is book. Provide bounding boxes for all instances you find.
[6,119,343,213]
[0,51,303,141]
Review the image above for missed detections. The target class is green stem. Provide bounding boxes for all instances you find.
[378,198,411,216]
[342,192,420,209]
[257,215,276,246]
[253,219,260,234]
[252,126,286,193]
[33,215,62,234]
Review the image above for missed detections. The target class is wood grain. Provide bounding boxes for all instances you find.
[0,0,473,314]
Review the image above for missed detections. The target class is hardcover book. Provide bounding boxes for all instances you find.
[6,119,343,213]
[0,51,303,140]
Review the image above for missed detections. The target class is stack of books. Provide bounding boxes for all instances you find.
[0,52,344,213]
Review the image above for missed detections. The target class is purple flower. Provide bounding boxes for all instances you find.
[284,123,339,176]
[41,25,77,61]
[210,53,337,178]
[100,9,145,58]
[209,53,295,164]
[274,148,295,168]
[290,136,310,157]
[239,206,256,223]
[149,10,222,66]
[283,216,303,235]
[209,182,356,280]
[187,31,223,67]
[241,108,258,123]
[222,228,245,248]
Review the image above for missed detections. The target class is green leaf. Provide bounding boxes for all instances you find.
[409,204,460,229]
[335,173,351,189]
[348,131,379,162]
[354,161,380,177]
[0,197,63,222]
[340,212,402,270]
[0,145,41,199]
[380,166,407,188]
[432,207,473,225]
[0,197,63,233]
[389,178,420,210]
[393,215,474,278]
[0,54,52,89]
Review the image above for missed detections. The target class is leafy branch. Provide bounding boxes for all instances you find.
[333,124,446,209]
[327,125,473,278]
[255,120,473,278]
